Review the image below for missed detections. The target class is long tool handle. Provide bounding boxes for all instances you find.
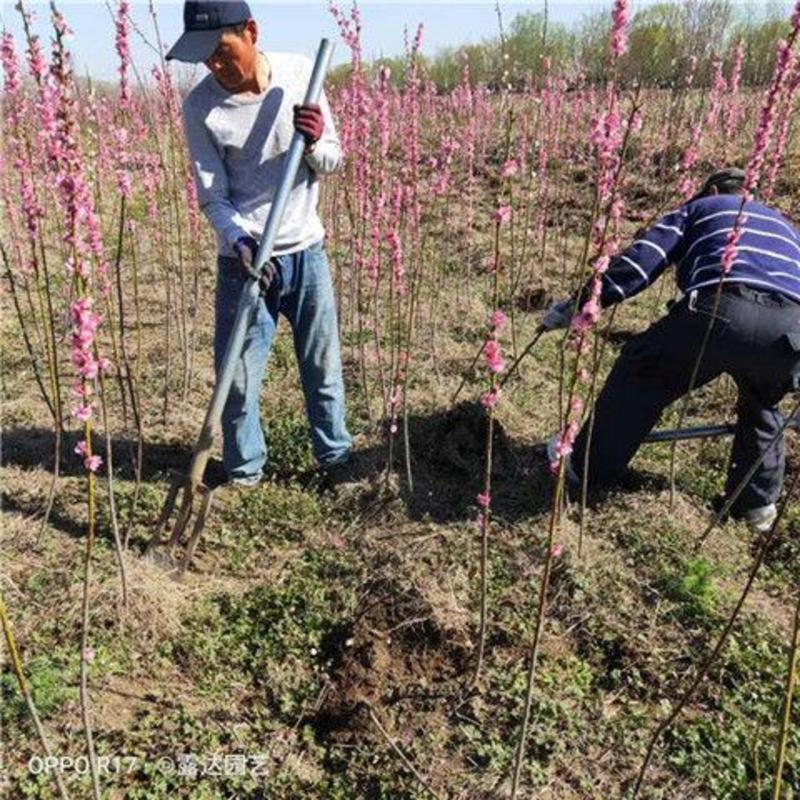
[644,412,800,444]
[186,39,335,486]
[644,424,735,443]
[252,40,334,273]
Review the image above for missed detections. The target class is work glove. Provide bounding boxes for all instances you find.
[293,103,324,150]
[234,236,277,295]
[540,297,574,331]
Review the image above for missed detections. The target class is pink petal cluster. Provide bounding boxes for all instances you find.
[500,158,519,179]
[489,309,508,330]
[1,32,21,99]
[549,421,579,474]
[115,0,131,108]
[590,101,624,205]
[430,134,458,197]
[792,0,800,30]
[484,340,506,374]
[765,67,800,197]
[593,254,610,274]
[721,222,745,274]
[610,0,630,59]
[2,33,45,241]
[709,57,727,128]
[725,40,745,138]
[74,440,103,473]
[744,39,794,195]
[481,387,502,409]
[70,297,109,421]
[492,205,512,224]
[569,280,602,338]
[476,491,491,509]
[678,122,702,200]
[387,226,407,296]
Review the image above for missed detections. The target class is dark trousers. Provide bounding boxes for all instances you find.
[572,284,800,512]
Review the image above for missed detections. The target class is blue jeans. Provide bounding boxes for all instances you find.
[214,240,352,479]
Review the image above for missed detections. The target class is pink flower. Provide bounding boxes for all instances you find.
[387,229,407,296]
[610,0,630,59]
[84,454,102,473]
[82,646,95,663]
[115,0,131,107]
[72,352,99,379]
[745,40,793,194]
[476,491,491,509]
[569,313,593,337]
[721,223,744,273]
[489,310,508,330]
[481,387,502,409]
[492,205,512,224]
[551,421,580,476]
[570,336,591,356]
[500,158,519,178]
[484,340,506,374]
[72,404,93,422]
[1,33,22,97]
[593,255,610,274]
[74,440,88,457]
[550,543,564,558]
[582,297,601,322]
[71,381,92,399]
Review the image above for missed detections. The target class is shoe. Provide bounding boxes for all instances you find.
[741,504,777,534]
[318,457,359,493]
[202,458,229,489]
[228,472,263,489]
[712,495,777,534]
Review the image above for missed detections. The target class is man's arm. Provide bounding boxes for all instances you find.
[541,206,691,331]
[182,95,251,250]
[594,206,690,306]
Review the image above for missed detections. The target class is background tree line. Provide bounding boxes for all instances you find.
[329,1,796,91]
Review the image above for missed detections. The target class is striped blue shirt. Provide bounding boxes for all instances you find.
[598,194,800,306]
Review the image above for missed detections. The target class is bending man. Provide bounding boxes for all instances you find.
[542,168,800,532]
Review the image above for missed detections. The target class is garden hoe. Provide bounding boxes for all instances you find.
[148,39,335,575]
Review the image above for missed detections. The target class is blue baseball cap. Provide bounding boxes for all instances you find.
[166,1,252,63]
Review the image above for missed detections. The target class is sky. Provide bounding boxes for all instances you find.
[0,0,789,84]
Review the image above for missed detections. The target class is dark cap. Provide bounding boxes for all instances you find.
[166,1,252,63]
[698,167,747,197]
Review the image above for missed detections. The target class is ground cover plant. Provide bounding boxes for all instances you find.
[2,0,800,798]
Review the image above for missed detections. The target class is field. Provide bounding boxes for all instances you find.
[2,2,800,798]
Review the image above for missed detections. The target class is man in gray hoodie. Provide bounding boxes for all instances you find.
[168,1,351,486]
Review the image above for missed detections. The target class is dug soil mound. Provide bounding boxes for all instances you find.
[310,577,469,742]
